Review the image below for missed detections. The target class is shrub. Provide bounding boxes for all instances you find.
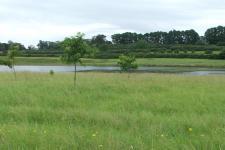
[118,54,138,72]
[217,42,225,46]
[219,50,225,59]
[205,50,213,54]
[49,70,54,76]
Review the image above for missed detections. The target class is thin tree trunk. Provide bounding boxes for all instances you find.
[74,63,77,86]
[13,66,16,79]
[126,69,131,78]
[12,59,16,79]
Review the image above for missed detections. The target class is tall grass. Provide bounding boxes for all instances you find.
[1,56,225,67]
[0,72,225,149]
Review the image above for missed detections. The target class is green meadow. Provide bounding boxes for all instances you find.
[0,72,225,149]
[1,56,225,67]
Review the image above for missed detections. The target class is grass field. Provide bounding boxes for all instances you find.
[0,72,225,149]
[0,56,225,67]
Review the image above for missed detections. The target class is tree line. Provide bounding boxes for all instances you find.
[0,41,25,53]
[0,26,225,53]
[90,26,225,46]
[111,30,200,45]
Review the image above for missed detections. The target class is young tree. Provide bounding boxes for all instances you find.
[8,45,19,78]
[118,54,138,74]
[61,33,96,85]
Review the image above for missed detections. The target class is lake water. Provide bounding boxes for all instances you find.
[0,65,225,76]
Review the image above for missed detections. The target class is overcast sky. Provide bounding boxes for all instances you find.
[0,0,225,46]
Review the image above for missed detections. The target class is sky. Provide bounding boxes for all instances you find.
[0,0,225,47]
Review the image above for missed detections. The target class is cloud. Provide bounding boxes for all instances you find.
[0,22,129,45]
[0,0,225,46]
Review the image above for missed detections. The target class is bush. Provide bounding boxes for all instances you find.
[132,40,150,49]
[118,54,138,72]
[219,51,225,59]
[49,70,54,76]
[217,42,225,46]
[205,50,213,54]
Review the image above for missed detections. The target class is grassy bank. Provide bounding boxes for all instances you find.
[0,56,225,67]
[0,72,225,149]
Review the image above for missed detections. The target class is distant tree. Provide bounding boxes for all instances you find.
[167,30,185,44]
[205,50,213,54]
[0,41,26,53]
[143,33,151,43]
[205,26,225,44]
[217,42,225,46]
[219,50,225,59]
[8,41,26,51]
[0,43,10,53]
[184,29,200,44]
[91,34,111,51]
[61,33,96,85]
[28,45,37,50]
[133,40,149,49]
[8,45,19,78]
[166,29,199,44]
[118,54,138,73]
[37,40,48,50]
[196,36,207,45]
[48,41,62,50]
[37,40,61,50]
[112,32,143,44]
[149,32,168,44]
[91,34,107,45]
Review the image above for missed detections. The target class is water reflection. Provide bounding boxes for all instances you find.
[0,65,225,76]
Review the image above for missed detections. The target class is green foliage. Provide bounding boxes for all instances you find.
[8,45,19,60]
[219,50,225,59]
[111,30,199,45]
[217,42,225,46]
[94,43,225,59]
[118,54,138,72]
[132,40,149,49]
[61,33,86,64]
[91,34,107,46]
[0,41,25,55]
[61,33,97,85]
[37,40,62,51]
[205,50,213,54]
[7,45,20,78]
[205,26,225,44]
[0,59,12,68]
[1,26,225,60]
[145,32,168,44]
[61,33,96,64]
[112,32,143,44]
[49,70,54,76]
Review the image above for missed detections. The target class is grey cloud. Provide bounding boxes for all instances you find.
[0,0,225,46]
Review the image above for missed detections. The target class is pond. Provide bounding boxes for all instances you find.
[0,65,225,76]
